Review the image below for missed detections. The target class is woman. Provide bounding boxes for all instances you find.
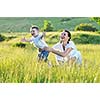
[44,29,82,65]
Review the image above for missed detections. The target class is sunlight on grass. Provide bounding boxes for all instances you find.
[0,32,100,83]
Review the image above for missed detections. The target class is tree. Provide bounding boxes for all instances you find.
[42,20,53,31]
[92,17,100,25]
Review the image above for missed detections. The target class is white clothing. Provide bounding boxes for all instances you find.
[30,34,48,49]
[53,42,68,62]
[53,41,82,64]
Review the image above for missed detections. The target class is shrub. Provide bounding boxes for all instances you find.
[74,23,98,32]
[13,42,26,48]
[72,33,100,44]
[6,36,17,41]
[0,34,6,42]
[42,20,53,31]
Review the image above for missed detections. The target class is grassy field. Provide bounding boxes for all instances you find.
[0,32,100,83]
[0,17,100,33]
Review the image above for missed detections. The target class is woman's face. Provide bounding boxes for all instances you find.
[60,32,69,42]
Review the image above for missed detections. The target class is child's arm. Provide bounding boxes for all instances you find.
[21,37,32,42]
[40,32,46,39]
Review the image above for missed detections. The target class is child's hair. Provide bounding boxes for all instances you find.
[64,29,71,43]
[30,26,39,31]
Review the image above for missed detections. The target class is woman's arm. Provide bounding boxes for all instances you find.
[44,47,73,57]
[51,48,73,57]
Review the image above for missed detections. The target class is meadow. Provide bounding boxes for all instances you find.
[0,32,100,83]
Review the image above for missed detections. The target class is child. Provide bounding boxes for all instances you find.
[21,26,49,62]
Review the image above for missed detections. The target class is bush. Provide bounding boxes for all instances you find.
[0,34,6,42]
[42,20,53,32]
[72,33,100,44]
[74,23,98,32]
[6,36,17,41]
[13,42,26,48]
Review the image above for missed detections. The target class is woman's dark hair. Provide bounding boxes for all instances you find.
[64,29,71,43]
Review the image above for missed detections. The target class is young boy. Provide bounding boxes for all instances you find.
[21,26,49,62]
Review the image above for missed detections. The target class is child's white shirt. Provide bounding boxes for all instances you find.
[30,34,48,49]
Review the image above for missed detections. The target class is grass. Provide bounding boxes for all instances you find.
[0,32,100,83]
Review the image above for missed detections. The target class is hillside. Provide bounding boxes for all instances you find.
[0,17,99,33]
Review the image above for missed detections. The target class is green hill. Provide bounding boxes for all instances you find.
[0,17,99,33]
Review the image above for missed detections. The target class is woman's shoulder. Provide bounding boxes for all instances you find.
[68,41,76,46]
[69,41,75,44]
[53,42,62,49]
[66,41,76,49]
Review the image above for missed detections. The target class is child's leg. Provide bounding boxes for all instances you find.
[41,50,49,62]
[38,50,49,62]
[39,50,52,67]
[37,52,43,61]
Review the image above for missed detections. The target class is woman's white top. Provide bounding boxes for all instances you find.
[53,41,82,64]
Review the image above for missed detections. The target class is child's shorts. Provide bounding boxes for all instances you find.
[38,50,49,62]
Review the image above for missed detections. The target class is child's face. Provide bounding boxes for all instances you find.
[30,28,39,36]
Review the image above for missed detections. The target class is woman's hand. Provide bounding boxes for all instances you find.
[43,47,53,52]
